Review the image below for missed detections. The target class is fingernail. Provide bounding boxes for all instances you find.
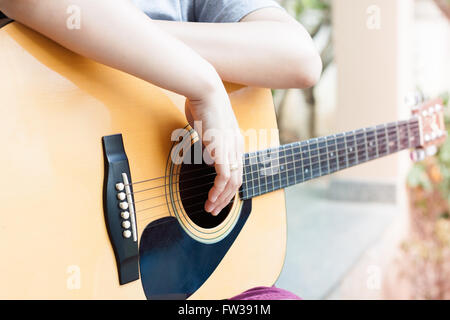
[205,202,213,213]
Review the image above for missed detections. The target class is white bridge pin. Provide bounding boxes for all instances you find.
[115,183,125,191]
[123,230,132,239]
[122,221,131,229]
[119,202,129,210]
[117,192,126,201]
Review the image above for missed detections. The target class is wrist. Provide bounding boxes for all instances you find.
[189,63,225,102]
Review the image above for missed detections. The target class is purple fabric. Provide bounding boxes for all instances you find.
[229,286,302,300]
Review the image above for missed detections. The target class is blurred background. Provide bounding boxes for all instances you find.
[273,0,450,299]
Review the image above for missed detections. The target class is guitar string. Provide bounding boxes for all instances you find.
[136,130,416,225]
[129,127,420,206]
[126,125,420,203]
[137,199,238,228]
[135,186,222,216]
[126,123,419,196]
[132,132,411,208]
[125,120,418,188]
[135,129,418,217]
[137,191,237,221]
[131,125,420,231]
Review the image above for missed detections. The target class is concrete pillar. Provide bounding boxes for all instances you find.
[332,0,414,183]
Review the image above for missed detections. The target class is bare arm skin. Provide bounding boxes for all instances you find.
[0,0,322,215]
[155,7,323,89]
[0,0,244,215]
[0,0,222,100]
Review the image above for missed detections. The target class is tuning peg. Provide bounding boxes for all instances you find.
[410,148,426,162]
[405,91,425,108]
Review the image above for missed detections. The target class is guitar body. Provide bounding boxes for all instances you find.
[0,22,286,299]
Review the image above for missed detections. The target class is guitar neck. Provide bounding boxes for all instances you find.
[240,117,421,200]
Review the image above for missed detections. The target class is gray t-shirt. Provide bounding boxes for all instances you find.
[131,0,282,22]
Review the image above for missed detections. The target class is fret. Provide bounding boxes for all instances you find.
[336,133,347,170]
[374,127,380,158]
[271,148,281,190]
[265,148,277,192]
[335,135,340,171]
[327,135,338,173]
[406,121,412,149]
[273,147,281,190]
[386,122,399,153]
[353,131,359,164]
[249,152,260,196]
[406,121,413,149]
[409,119,421,148]
[301,141,312,181]
[384,124,391,154]
[366,128,377,160]
[241,154,247,199]
[258,149,269,195]
[342,133,350,168]
[279,145,288,188]
[355,129,367,163]
[265,160,273,194]
[318,137,329,176]
[398,121,410,150]
[243,153,253,199]
[376,124,388,157]
[309,138,321,178]
[242,117,422,200]
[285,144,296,186]
[345,131,357,167]
[396,122,401,152]
[324,136,331,175]
[293,142,303,183]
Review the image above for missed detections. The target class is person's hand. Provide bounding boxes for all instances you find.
[185,88,244,216]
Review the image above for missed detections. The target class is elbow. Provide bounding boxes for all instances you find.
[282,25,323,89]
[290,47,323,89]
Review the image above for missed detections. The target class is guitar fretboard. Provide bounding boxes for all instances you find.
[240,118,420,200]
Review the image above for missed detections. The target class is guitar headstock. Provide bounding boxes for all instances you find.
[410,98,447,161]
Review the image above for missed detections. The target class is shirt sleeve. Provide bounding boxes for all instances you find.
[194,0,284,23]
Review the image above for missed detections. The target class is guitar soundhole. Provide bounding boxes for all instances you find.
[179,142,233,229]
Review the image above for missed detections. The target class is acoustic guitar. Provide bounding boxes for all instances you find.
[0,20,446,300]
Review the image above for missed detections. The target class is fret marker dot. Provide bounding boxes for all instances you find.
[305,169,309,173]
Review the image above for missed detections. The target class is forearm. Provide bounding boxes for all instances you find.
[155,18,322,89]
[0,0,223,100]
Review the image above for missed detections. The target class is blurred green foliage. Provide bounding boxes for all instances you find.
[280,0,331,23]
[407,92,450,203]
[293,0,330,16]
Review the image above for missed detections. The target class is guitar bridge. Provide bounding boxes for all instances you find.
[102,134,139,285]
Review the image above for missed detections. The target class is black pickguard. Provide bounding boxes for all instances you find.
[139,199,252,300]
